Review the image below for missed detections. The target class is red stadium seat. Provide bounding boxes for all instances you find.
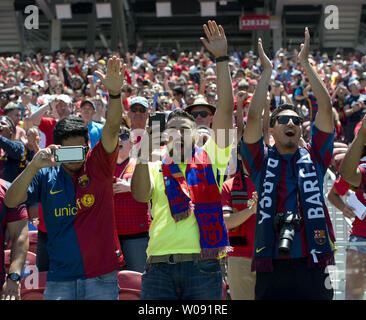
[331,148,347,168]
[20,271,47,300]
[117,270,142,300]
[334,142,348,149]
[335,153,346,173]
[28,230,38,254]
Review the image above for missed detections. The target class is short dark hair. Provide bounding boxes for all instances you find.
[0,115,16,134]
[53,116,89,145]
[4,102,21,115]
[167,109,196,126]
[173,86,184,96]
[269,103,301,127]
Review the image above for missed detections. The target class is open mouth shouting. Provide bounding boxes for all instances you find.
[285,129,296,137]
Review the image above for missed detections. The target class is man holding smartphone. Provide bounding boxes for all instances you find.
[4,57,126,300]
[131,21,233,300]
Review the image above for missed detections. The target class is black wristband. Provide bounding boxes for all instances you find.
[109,93,121,99]
[215,55,229,63]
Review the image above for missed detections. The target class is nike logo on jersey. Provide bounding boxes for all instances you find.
[256,246,266,254]
[50,188,63,195]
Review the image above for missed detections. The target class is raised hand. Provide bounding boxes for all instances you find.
[200,20,227,58]
[95,56,126,95]
[258,38,272,71]
[298,27,310,62]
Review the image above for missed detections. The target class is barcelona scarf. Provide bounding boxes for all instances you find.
[252,146,335,272]
[161,146,229,259]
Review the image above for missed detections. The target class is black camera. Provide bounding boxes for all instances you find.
[273,211,301,256]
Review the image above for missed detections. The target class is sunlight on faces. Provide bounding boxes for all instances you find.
[190,106,214,127]
[80,102,95,123]
[55,100,71,119]
[164,117,196,164]
[118,134,131,160]
[128,104,149,129]
[270,109,302,152]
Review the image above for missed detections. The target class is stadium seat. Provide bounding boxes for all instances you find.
[117,270,142,300]
[330,147,347,168]
[28,230,38,254]
[20,271,47,300]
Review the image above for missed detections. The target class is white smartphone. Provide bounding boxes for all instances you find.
[54,146,86,163]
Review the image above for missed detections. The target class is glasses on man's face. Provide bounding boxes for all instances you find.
[119,133,130,141]
[130,106,146,113]
[275,115,303,126]
[192,111,210,119]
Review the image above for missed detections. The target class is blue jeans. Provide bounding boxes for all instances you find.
[119,236,148,273]
[43,271,119,300]
[140,260,223,300]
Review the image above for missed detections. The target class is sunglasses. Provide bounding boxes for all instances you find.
[275,115,303,126]
[192,111,210,119]
[130,106,147,113]
[119,133,130,141]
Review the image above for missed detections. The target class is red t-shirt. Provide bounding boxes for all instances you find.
[113,158,151,235]
[38,117,57,147]
[221,171,256,258]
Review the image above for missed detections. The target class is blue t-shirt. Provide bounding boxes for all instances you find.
[88,121,104,149]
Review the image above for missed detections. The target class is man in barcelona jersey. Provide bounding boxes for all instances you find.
[241,28,336,300]
[4,57,126,300]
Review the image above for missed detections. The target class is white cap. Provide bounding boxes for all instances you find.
[56,94,72,104]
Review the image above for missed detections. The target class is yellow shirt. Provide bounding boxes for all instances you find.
[147,137,232,257]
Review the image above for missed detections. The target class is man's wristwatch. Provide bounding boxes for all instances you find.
[7,273,21,282]
[109,92,121,99]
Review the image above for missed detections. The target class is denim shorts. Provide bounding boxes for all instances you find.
[140,259,223,300]
[348,235,366,254]
[43,271,119,300]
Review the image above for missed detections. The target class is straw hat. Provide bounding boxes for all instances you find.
[184,95,216,114]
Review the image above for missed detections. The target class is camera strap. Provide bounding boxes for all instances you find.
[252,145,335,272]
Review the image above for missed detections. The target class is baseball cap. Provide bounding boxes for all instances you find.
[56,94,72,104]
[80,99,95,110]
[129,96,149,109]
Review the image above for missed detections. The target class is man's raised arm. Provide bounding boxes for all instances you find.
[200,20,233,149]
[95,57,126,154]
[299,27,333,133]
[243,38,272,144]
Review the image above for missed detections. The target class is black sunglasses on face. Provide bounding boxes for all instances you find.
[276,115,303,126]
[119,133,130,141]
[130,106,146,113]
[192,111,210,119]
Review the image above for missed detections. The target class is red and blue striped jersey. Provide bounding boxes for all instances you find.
[241,125,335,259]
[27,142,123,281]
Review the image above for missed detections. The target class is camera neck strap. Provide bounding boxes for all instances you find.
[252,146,335,273]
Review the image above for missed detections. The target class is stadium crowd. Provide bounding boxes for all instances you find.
[0,20,366,300]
